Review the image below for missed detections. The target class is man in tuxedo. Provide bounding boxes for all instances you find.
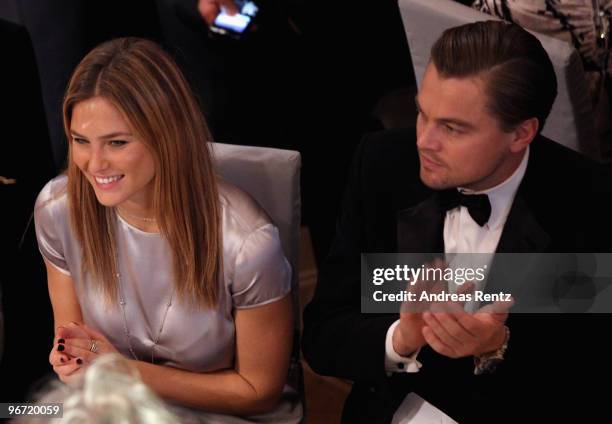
[302,21,612,423]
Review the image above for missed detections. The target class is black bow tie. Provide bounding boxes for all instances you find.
[439,189,491,227]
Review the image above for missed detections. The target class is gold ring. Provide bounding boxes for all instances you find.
[89,339,99,353]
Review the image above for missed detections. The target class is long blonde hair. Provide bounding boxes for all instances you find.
[63,38,221,308]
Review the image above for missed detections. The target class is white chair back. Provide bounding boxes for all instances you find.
[212,142,303,394]
[211,142,301,300]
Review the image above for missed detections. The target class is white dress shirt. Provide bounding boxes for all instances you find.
[384,147,529,373]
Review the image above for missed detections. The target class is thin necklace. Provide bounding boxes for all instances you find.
[116,265,175,364]
[117,207,157,222]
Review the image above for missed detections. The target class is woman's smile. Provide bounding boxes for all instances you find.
[92,174,125,190]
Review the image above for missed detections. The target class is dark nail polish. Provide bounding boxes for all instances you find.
[57,345,65,352]
[58,338,65,344]
[76,358,83,365]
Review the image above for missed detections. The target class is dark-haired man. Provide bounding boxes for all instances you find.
[303,21,612,423]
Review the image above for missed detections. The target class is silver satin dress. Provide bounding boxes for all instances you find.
[34,175,302,423]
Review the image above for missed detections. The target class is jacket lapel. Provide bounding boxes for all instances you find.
[396,193,445,254]
[485,193,552,296]
[496,192,551,254]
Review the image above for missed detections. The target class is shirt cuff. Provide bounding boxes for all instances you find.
[385,320,422,374]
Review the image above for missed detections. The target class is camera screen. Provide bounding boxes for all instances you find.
[213,1,259,34]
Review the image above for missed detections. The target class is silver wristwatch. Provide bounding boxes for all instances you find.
[474,326,510,375]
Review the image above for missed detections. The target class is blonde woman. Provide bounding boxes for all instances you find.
[34,37,301,422]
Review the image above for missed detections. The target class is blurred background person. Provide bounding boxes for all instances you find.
[0,16,55,403]
[472,0,612,159]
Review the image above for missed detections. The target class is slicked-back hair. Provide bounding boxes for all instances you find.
[430,21,557,133]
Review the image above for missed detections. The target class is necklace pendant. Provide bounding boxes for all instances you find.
[117,254,175,365]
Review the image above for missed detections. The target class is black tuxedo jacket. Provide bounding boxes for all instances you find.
[302,128,612,423]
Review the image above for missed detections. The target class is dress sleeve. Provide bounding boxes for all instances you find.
[231,223,291,309]
[33,185,70,275]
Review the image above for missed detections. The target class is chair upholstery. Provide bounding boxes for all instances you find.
[211,142,303,395]
[398,0,600,159]
[211,142,301,304]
